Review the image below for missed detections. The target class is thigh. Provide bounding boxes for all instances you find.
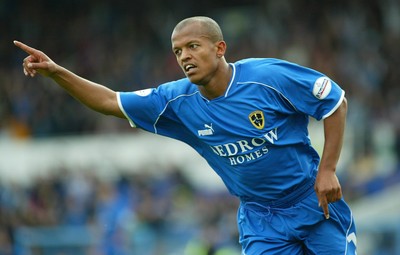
[302,196,357,255]
[237,206,305,255]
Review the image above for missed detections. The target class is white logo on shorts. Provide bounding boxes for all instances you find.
[347,232,357,246]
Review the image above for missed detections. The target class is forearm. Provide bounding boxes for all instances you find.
[14,40,125,118]
[51,65,124,117]
[319,98,348,172]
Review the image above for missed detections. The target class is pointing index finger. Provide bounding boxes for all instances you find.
[13,40,37,55]
[318,196,330,220]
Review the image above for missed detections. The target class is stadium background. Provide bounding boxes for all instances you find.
[1,0,399,254]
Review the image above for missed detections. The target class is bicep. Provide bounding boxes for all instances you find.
[84,86,125,118]
[104,91,126,118]
[323,97,347,144]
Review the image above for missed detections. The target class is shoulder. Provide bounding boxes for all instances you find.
[233,58,322,84]
[231,58,293,86]
[234,58,302,73]
[157,78,199,99]
[235,57,284,65]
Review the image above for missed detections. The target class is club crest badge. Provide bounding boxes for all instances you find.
[249,110,265,129]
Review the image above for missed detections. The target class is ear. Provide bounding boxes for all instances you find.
[216,41,227,58]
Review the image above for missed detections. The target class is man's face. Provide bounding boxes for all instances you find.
[171,23,220,85]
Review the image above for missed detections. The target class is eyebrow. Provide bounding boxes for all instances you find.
[172,39,202,50]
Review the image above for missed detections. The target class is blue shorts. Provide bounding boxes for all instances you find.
[237,181,357,255]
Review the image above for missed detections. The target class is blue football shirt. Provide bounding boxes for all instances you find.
[117,58,345,201]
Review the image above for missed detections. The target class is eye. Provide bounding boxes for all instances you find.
[174,49,181,56]
[190,44,199,49]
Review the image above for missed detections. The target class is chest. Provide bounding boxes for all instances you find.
[174,93,288,144]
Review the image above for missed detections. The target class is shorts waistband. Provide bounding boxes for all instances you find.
[240,174,316,209]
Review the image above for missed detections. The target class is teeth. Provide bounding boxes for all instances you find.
[185,64,194,71]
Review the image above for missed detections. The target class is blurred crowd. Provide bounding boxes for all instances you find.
[2,0,400,158]
[0,167,240,255]
[1,0,400,253]
[1,0,399,139]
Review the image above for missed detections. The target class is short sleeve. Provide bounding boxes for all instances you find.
[117,88,163,132]
[267,61,345,120]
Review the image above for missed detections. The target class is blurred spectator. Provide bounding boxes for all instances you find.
[0,166,240,254]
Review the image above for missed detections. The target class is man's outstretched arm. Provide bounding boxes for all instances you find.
[14,40,125,118]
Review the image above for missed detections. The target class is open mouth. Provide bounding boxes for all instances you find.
[184,64,197,74]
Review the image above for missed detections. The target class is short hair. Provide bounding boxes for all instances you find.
[173,16,223,43]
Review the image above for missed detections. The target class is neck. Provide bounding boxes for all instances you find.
[199,61,232,100]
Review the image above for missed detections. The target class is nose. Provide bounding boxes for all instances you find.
[180,48,191,61]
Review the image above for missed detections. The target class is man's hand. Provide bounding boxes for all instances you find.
[14,40,57,78]
[314,169,342,220]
